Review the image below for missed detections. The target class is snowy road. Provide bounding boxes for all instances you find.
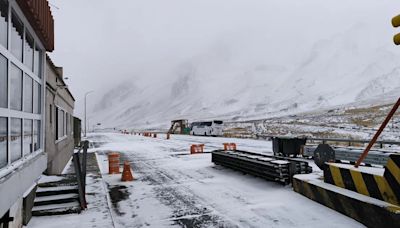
[92,132,364,228]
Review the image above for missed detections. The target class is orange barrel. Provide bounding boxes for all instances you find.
[199,144,205,153]
[108,152,120,174]
[223,143,228,151]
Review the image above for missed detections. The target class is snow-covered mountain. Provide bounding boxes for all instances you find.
[90,24,400,129]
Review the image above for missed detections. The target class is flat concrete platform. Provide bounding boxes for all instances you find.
[293,173,400,228]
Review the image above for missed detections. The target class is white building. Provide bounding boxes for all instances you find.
[0,0,54,227]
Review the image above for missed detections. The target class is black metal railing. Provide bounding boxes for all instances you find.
[72,140,89,209]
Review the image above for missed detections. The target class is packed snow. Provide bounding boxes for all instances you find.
[28,132,370,227]
[90,132,363,227]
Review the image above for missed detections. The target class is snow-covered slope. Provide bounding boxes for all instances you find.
[90,24,400,129]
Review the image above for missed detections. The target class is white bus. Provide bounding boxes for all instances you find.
[190,121,224,136]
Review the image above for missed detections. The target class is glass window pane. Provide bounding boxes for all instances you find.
[24,74,33,113]
[10,63,22,111]
[23,119,32,155]
[62,111,65,136]
[34,47,41,77]
[10,118,22,163]
[55,107,58,139]
[0,0,8,48]
[0,117,7,168]
[24,32,34,71]
[33,82,41,114]
[64,113,67,136]
[0,54,7,108]
[49,104,52,124]
[65,113,68,135]
[57,109,64,138]
[10,11,23,61]
[33,120,40,151]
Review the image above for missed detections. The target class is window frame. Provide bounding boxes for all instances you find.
[0,0,46,173]
[49,104,52,125]
[55,105,68,143]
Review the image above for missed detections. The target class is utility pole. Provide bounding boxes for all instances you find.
[84,91,94,137]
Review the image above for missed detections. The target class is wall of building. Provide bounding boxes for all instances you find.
[45,60,75,175]
[0,0,51,226]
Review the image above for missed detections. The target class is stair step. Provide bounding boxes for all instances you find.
[34,193,79,206]
[32,201,81,216]
[36,186,78,197]
[38,174,78,188]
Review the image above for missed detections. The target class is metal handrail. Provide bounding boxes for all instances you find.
[72,140,89,209]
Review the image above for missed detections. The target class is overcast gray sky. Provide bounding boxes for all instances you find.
[48,0,399,120]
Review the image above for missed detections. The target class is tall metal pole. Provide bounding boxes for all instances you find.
[84,91,94,137]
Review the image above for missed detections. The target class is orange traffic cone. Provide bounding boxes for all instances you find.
[121,161,134,181]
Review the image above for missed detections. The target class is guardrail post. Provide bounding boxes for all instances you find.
[73,151,87,209]
[81,140,89,196]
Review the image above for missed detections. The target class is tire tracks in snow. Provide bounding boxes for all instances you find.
[120,152,239,228]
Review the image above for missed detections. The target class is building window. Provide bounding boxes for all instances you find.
[0,117,7,168]
[10,11,23,62]
[10,63,22,111]
[24,31,34,71]
[0,0,8,48]
[10,118,22,163]
[33,82,41,114]
[56,108,66,140]
[23,74,33,113]
[66,113,68,135]
[33,120,40,151]
[0,54,6,108]
[55,107,58,138]
[49,104,52,124]
[0,2,45,172]
[71,116,74,136]
[34,46,41,77]
[23,119,32,155]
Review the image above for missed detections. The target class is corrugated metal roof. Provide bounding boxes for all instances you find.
[16,0,54,51]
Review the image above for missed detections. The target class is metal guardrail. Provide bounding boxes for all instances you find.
[303,145,393,167]
[257,135,400,146]
[72,140,89,209]
[308,138,400,148]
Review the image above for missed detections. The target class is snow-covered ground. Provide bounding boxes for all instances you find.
[90,132,363,227]
[28,154,115,228]
[225,101,400,141]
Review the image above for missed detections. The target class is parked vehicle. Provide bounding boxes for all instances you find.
[190,121,224,136]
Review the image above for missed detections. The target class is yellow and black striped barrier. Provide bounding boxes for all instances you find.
[324,154,400,206]
[293,174,400,228]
